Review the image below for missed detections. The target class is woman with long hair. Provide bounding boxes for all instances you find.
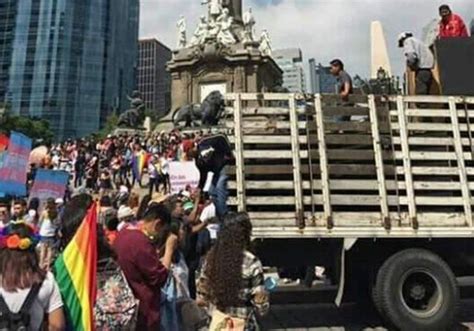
[197,212,269,331]
[0,223,65,330]
[38,198,59,270]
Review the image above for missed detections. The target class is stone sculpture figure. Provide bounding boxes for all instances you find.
[191,16,209,46]
[242,7,256,43]
[172,91,225,127]
[259,29,272,56]
[117,91,146,128]
[243,8,255,39]
[201,0,222,20]
[177,16,187,48]
[217,8,236,45]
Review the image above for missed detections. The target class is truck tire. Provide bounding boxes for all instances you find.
[374,248,459,331]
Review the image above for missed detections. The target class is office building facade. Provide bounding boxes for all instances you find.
[308,59,337,94]
[1,0,139,139]
[273,48,306,92]
[0,0,17,105]
[138,39,172,117]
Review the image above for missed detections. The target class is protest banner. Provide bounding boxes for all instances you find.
[169,161,200,194]
[0,132,32,197]
[29,169,69,204]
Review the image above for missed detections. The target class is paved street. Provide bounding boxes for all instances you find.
[261,280,474,330]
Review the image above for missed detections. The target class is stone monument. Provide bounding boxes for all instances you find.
[167,0,282,114]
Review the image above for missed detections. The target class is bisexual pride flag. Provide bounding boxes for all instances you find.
[0,132,32,197]
[29,169,69,204]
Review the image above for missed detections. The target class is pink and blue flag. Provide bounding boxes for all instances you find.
[0,132,32,197]
[29,169,69,204]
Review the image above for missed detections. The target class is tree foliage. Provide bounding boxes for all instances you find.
[0,114,54,145]
[97,113,119,139]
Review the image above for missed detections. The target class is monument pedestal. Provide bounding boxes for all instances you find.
[167,42,282,112]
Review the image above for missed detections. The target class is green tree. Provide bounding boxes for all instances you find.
[97,113,119,139]
[0,114,54,145]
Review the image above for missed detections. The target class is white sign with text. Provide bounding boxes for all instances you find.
[169,161,200,194]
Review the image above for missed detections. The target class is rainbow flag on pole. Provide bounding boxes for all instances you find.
[54,204,98,331]
[132,150,148,181]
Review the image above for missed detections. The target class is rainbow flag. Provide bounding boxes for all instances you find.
[132,150,148,181]
[54,204,97,331]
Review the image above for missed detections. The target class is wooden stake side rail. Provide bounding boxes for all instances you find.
[226,93,474,238]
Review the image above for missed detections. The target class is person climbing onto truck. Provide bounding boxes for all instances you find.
[398,32,434,95]
[188,133,233,222]
[438,4,469,39]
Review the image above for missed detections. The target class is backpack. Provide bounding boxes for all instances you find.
[94,258,138,331]
[0,283,42,331]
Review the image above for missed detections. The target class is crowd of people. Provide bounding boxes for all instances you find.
[0,127,270,330]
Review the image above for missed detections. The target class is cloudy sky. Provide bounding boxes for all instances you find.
[140,0,474,79]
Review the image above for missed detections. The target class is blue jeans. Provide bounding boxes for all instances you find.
[208,168,229,221]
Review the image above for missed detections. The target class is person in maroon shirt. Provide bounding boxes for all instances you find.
[114,203,178,330]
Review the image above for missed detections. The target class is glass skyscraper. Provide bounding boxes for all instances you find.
[1,0,139,139]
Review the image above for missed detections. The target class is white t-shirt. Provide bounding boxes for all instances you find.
[39,215,57,238]
[200,203,219,239]
[200,203,216,222]
[0,272,63,331]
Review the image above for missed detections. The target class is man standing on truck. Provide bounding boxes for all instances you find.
[330,59,353,122]
[330,59,353,102]
[438,4,469,39]
[398,32,434,95]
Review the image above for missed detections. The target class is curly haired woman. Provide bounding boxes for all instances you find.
[197,212,269,331]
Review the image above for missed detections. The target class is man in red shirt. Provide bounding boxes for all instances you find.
[114,203,178,330]
[438,4,469,38]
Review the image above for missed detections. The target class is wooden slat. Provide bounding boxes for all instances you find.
[449,97,472,227]
[396,167,458,176]
[369,95,390,229]
[289,95,305,228]
[392,137,461,146]
[241,107,289,116]
[229,179,462,191]
[397,96,418,229]
[226,93,290,101]
[231,135,306,144]
[391,122,470,131]
[393,151,473,161]
[243,150,306,159]
[315,94,333,228]
[233,94,246,212]
[225,120,307,130]
[389,109,474,118]
[387,95,462,103]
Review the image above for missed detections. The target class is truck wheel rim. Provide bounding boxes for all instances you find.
[399,268,443,319]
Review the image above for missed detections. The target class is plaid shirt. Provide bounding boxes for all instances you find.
[197,250,270,330]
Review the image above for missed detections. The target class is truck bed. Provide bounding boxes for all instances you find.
[223,93,474,238]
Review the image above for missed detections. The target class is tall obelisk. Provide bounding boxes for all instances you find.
[370,21,392,79]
